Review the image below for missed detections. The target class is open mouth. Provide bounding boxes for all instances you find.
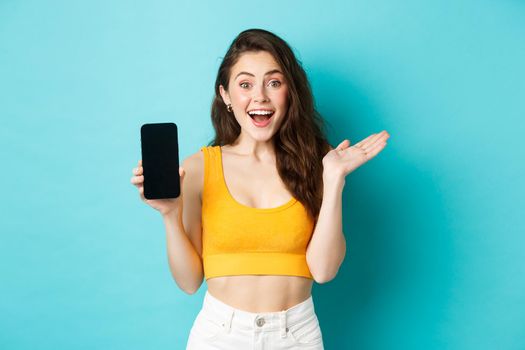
[247,110,275,126]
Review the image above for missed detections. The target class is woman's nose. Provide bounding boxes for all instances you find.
[253,84,269,102]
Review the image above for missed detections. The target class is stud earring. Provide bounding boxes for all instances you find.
[227,104,233,113]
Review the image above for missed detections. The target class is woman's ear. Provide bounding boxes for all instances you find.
[219,85,230,105]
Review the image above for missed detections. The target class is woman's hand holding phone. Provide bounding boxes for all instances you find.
[130,159,185,217]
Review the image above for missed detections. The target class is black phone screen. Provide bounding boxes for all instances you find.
[140,122,180,199]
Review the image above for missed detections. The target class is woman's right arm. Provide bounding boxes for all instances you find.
[130,152,205,294]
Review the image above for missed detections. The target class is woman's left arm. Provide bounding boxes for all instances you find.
[306,130,390,283]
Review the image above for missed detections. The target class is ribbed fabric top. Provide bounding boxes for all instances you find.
[200,145,314,280]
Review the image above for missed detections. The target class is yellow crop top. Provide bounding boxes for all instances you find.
[200,145,315,280]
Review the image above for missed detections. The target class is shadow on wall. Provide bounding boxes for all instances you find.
[310,67,456,349]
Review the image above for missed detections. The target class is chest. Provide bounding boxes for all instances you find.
[221,157,293,209]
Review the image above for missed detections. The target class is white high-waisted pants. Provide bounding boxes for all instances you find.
[186,290,324,349]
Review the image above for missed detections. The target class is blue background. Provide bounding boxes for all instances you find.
[1,0,524,349]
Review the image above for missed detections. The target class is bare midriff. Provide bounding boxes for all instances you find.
[206,275,313,312]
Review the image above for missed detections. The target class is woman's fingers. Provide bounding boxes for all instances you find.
[335,139,350,151]
[363,140,387,159]
[353,131,389,151]
[352,134,375,150]
[131,163,185,206]
[131,160,147,203]
[130,175,144,185]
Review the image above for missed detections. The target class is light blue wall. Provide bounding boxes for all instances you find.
[1,1,524,349]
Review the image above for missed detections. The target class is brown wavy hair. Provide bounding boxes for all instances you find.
[208,28,333,223]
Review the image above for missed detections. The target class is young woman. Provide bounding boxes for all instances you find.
[130,28,389,349]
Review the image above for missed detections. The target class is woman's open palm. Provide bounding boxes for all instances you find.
[323,130,390,180]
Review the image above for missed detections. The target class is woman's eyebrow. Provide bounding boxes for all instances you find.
[234,69,283,80]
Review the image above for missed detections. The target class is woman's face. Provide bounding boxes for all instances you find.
[219,51,289,142]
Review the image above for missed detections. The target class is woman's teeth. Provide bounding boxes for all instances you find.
[247,111,274,127]
[248,110,274,117]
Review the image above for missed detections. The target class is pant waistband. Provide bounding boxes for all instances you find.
[202,290,316,337]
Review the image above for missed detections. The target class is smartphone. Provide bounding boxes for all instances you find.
[140,122,180,199]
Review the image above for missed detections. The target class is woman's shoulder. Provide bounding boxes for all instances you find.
[181,148,205,194]
[183,148,205,171]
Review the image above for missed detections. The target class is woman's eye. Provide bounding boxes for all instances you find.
[240,81,281,89]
